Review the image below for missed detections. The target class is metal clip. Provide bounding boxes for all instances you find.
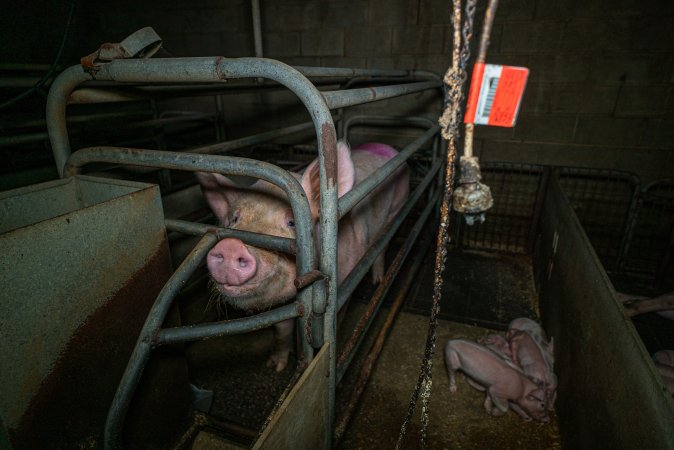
[81,27,162,72]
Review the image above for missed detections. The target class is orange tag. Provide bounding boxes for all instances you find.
[464,63,529,127]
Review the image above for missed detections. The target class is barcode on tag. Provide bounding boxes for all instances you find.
[464,63,529,127]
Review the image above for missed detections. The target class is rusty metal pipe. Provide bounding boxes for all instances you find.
[336,188,440,383]
[334,201,435,443]
[463,0,498,159]
[164,219,296,255]
[156,302,303,345]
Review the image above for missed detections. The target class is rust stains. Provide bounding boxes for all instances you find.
[8,242,191,449]
[321,123,337,187]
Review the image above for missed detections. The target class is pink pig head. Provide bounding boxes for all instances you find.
[196,141,356,312]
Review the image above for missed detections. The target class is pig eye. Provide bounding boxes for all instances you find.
[287,219,295,228]
[230,212,239,225]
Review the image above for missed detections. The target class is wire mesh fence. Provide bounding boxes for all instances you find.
[621,179,674,282]
[452,163,671,287]
[453,162,545,254]
[558,168,640,273]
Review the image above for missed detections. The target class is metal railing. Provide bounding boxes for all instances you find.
[46,56,443,448]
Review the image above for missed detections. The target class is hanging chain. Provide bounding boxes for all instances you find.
[395,0,477,448]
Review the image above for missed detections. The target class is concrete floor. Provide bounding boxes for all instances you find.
[181,249,562,449]
[338,313,562,449]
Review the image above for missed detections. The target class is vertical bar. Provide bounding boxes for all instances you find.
[528,167,551,254]
[463,0,499,158]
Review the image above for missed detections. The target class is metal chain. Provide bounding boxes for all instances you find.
[395,0,477,447]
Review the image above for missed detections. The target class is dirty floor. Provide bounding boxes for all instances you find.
[180,247,562,449]
[337,314,562,449]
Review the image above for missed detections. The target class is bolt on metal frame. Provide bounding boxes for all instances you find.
[46,56,442,448]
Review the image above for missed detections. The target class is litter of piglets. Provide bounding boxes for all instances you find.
[444,317,556,422]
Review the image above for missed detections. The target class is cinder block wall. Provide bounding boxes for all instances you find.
[3,0,673,181]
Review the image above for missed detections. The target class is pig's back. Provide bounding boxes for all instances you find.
[350,143,409,218]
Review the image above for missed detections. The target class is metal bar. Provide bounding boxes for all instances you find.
[66,146,317,379]
[48,58,341,177]
[1,109,151,130]
[46,65,90,175]
[48,56,340,448]
[294,67,410,78]
[338,157,444,308]
[338,126,439,219]
[528,167,551,254]
[616,179,643,273]
[463,0,498,158]
[104,232,218,449]
[189,121,315,155]
[336,187,440,383]
[251,0,264,59]
[334,203,435,444]
[477,0,499,63]
[156,302,303,345]
[45,56,443,448]
[0,113,212,147]
[321,80,441,110]
[165,218,296,255]
[65,77,360,103]
[343,115,436,139]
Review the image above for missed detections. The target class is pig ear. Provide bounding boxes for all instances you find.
[195,172,238,223]
[300,141,355,219]
[526,389,545,402]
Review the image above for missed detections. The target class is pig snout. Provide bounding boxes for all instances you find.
[207,238,257,287]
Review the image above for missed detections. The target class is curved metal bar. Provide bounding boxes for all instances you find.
[46,56,444,449]
[165,219,296,255]
[45,65,90,177]
[104,232,218,449]
[64,147,314,295]
[321,80,441,109]
[67,146,320,446]
[156,302,303,345]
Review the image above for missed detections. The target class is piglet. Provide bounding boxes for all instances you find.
[483,333,513,361]
[508,317,554,369]
[507,329,557,410]
[444,339,550,422]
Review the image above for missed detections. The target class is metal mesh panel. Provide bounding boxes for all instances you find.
[622,180,674,278]
[558,168,640,272]
[456,162,545,254]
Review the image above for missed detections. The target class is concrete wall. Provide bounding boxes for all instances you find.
[2,0,673,181]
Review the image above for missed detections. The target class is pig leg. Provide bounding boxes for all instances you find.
[447,368,459,393]
[444,344,460,393]
[267,319,294,372]
[371,250,386,284]
[509,402,534,421]
[484,393,509,416]
[465,376,487,392]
